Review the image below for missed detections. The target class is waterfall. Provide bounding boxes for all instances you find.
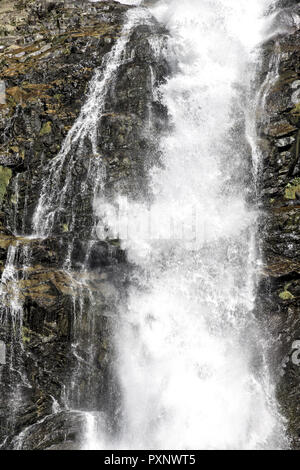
[32,8,150,238]
[0,242,32,443]
[93,0,289,449]
[0,0,292,450]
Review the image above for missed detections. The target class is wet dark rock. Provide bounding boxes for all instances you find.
[0,0,168,449]
[8,410,87,450]
[258,3,300,449]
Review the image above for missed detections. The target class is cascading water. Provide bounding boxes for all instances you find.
[0,242,33,445]
[31,5,154,430]
[0,0,293,450]
[92,0,289,449]
[32,9,148,239]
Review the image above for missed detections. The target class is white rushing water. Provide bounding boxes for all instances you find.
[91,0,289,450]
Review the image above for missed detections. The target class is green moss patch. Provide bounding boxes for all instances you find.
[0,165,12,204]
[290,102,300,116]
[279,290,295,301]
[285,177,300,200]
[22,326,31,344]
[39,121,52,136]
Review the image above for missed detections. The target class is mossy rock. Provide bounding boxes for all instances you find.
[279,290,295,301]
[284,178,300,200]
[39,121,52,136]
[0,166,12,205]
[290,102,300,116]
[22,326,32,344]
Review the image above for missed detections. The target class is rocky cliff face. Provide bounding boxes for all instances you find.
[0,0,168,449]
[1,0,300,451]
[258,0,300,450]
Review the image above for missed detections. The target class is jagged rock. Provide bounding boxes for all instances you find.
[0,0,169,449]
[258,2,300,449]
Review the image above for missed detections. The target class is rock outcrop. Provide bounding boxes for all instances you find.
[258,0,300,450]
[0,0,168,449]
